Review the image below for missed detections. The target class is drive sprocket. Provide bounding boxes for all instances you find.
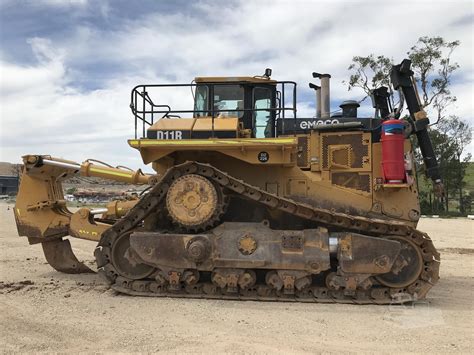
[165,174,225,231]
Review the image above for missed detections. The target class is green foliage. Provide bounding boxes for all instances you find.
[346,36,460,121]
[407,36,460,116]
[346,54,393,96]
[414,117,472,215]
[407,37,459,124]
[463,162,474,192]
[66,187,77,194]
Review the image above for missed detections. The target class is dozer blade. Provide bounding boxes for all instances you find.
[42,238,94,274]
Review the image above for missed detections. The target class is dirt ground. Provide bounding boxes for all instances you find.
[1,203,473,354]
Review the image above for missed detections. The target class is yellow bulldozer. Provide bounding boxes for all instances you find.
[14,59,441,304]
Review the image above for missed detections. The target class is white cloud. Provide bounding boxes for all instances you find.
[1,38,65,96]
[36,0,89,7]
[0,39,152,168]
[1,0,473,166]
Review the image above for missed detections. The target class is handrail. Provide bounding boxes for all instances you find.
[130,81,298,139]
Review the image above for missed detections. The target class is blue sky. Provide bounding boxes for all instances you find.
[0,0,472,168]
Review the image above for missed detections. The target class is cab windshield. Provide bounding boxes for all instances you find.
[213,85,244,118]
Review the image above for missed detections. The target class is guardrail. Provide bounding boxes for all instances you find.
[130,81,298,139]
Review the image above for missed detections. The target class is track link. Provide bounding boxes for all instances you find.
[94,161,440,304]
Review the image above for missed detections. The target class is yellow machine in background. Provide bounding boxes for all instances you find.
[15,60,441,303]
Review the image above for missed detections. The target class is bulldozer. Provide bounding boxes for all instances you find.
[14,59,441,304]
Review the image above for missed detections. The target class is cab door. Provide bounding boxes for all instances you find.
[252,86,276,138]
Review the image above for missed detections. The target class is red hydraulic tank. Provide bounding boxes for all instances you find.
[381,120,406,183]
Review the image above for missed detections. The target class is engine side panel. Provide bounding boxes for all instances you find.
[144,130,419,225]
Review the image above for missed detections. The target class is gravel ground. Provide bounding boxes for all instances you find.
[1,203,473,354]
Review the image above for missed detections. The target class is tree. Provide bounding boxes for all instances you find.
[10,163,21,178]
[435,116,472,214]
[346,54,393,97]
[346,36,460,116]
[407,36,460,121]
[412,116,471,215]
[425,124,457,212]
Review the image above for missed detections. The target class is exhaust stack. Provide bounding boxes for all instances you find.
[340,100,360,118]
[309,83,321,118]
[313,73,331,118]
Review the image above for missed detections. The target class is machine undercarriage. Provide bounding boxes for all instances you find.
[94,162,439,303]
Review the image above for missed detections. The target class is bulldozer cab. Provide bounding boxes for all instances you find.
[131,75,297,140]
[193,77,277,138]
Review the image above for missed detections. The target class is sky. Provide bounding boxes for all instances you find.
[0,0,473,169]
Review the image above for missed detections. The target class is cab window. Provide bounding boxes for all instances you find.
[194,85,208,117]
[213,85,244,118]
[253,87,272,138]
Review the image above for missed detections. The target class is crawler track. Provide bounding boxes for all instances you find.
[94,162,440,304]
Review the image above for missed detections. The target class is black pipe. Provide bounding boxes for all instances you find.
[390,59,442,184]
[371,87,391,119]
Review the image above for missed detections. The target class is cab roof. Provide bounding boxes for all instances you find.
[194,76,277,84]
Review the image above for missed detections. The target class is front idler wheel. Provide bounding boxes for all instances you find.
[375,236,423,288]
[111,233,156,280]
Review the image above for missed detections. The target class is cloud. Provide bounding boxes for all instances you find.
[1,38,65,95]
[1,0,473,165]
[0,39,145,167]
[39,0,89,7]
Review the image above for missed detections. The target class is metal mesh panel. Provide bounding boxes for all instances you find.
[297,136,309,167]
[322,133,368,169]
[330,145,351,168]
[331,172,371,193]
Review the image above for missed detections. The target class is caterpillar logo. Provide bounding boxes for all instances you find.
[300,119,340,130]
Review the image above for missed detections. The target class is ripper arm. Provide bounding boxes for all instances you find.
[15,155,157,242]
[390,59,443,190]
[14,155,158,274]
